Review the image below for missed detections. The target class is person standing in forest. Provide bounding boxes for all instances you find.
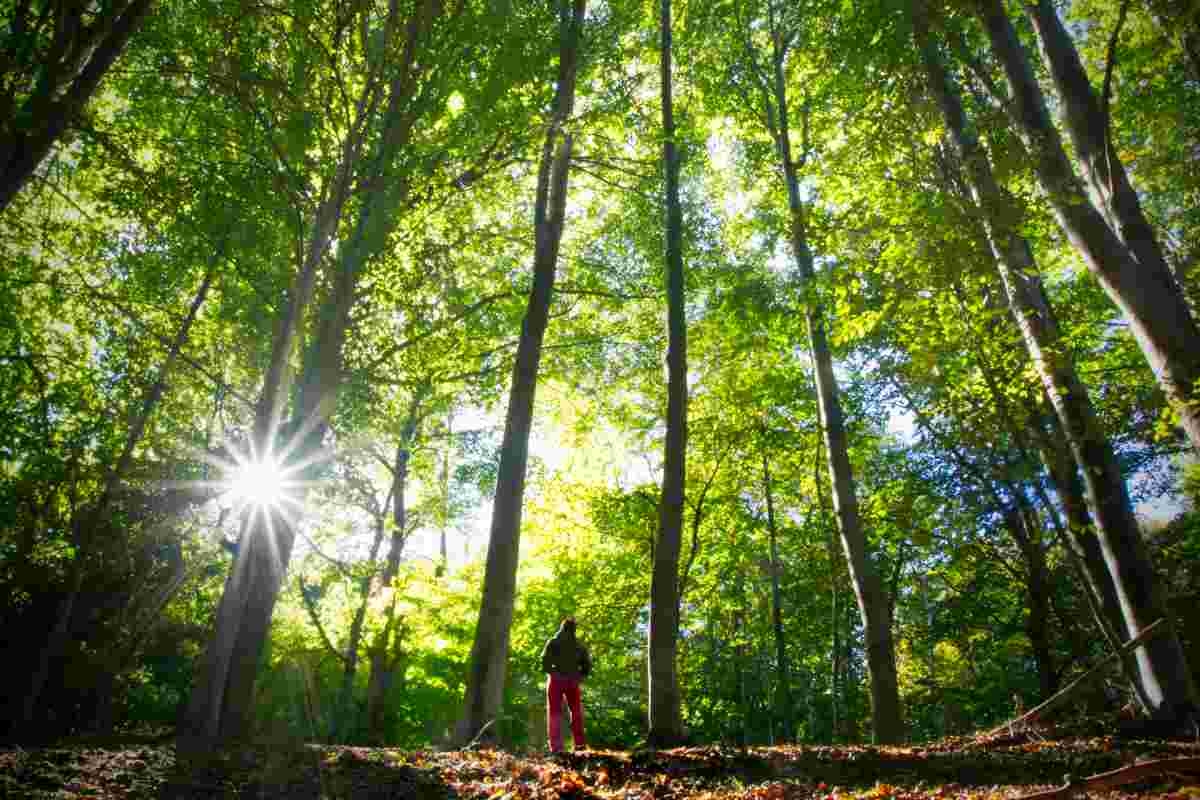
[541,617,591,751]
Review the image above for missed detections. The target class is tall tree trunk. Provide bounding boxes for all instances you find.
[178,209,349,750]
[764,18,902,743]
[331,500,392,744]
[761,436,792,742]
[178,80,374,756]
[816,433,841,741]
[453,0,585,746]
[365,389,427,743]
[974,0,1200,453]
[916,11,1198,716]
[647,0,688,749]
[1029,410,1152,712]
[179,0,446,749]
[0,0,154,214]
[1004,508,1057,699]
[1032,414,1131,638]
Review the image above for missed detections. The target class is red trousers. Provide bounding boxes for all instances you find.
[546,673,585,751]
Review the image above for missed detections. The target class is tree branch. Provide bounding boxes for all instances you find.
[298,574,347,665]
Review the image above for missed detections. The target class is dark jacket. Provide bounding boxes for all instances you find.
[541,620,592,679]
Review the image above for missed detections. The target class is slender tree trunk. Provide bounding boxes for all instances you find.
[763,21,901,743]
[179,234,341,749]
[1028,411,1152,712]
[761,438,792,742]
[178,113,365,755]
[816,442,841,741]
[1003,508,1057,699]
[453,0,585,746]
[647,0,688,749]
[365,389,426,743]
[439,414,452,566]
[90,538,192,733]
[330,510,389,744]
[916,11,1198,716]
[974,0,1200,453]
[0,0,154,214]
[21,256,219,730]
[179,0,448,748]
[1032,414,1132,641]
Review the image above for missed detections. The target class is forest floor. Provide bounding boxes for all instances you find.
[2,722,1198,800]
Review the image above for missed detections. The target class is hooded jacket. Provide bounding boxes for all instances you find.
[541,619,592,678]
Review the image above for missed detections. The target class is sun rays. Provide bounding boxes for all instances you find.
[226,455,291,511]
[165,424,338,549]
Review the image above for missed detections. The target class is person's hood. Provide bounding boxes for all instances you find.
[555,619,577,643]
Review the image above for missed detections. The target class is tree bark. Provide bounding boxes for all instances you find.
[453,0,585,746]
[330,501,391,744]
[647,0,688,749]
[974,0,1200,453]
[917,10,1198,715]
[0,0,155,214]
[1004,508,1058,699]
[765,16,902,743]
[761,436,793,742]
[365,388,427,743]
[179,0,444,750]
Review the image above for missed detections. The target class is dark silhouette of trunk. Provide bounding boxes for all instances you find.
[761,11,901,742]
[365,388,426,743]
[1003,508,1057,699]
[178,190,353,749]
[974,0,1200,453]
[1029,410,1152,712]
[0,0,154,214]
[20,255,218,730]
[89,538,191,733]
[761,435,792,741]
[647,0,687,749]
[453,0,585,746]
[917,9,1198,716]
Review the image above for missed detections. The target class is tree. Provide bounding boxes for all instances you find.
[915,5,1198,717]
[454,0,587,746]
[760,421,793,741]
[365,386,430,743]
[0,0,154,214]
[760,1,903,743]
[646,0,688,749]
[973,0,1200,454]
[180,0,472,748]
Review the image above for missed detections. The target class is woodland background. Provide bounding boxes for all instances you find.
[1,0,1199,753]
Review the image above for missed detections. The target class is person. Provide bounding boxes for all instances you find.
[540,617,591,751]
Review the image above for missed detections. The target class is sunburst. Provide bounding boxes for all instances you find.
[226,455,290,509]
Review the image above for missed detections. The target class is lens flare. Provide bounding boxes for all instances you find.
[230,457,289,509]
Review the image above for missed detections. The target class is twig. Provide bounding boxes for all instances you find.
[1016,757,1200,800]
[983,618,1166,738]
[1100,0,1132,202]
[462,718,498,750]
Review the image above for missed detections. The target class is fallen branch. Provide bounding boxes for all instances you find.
[983,618,1166,738]
[1015,756,1200,800]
